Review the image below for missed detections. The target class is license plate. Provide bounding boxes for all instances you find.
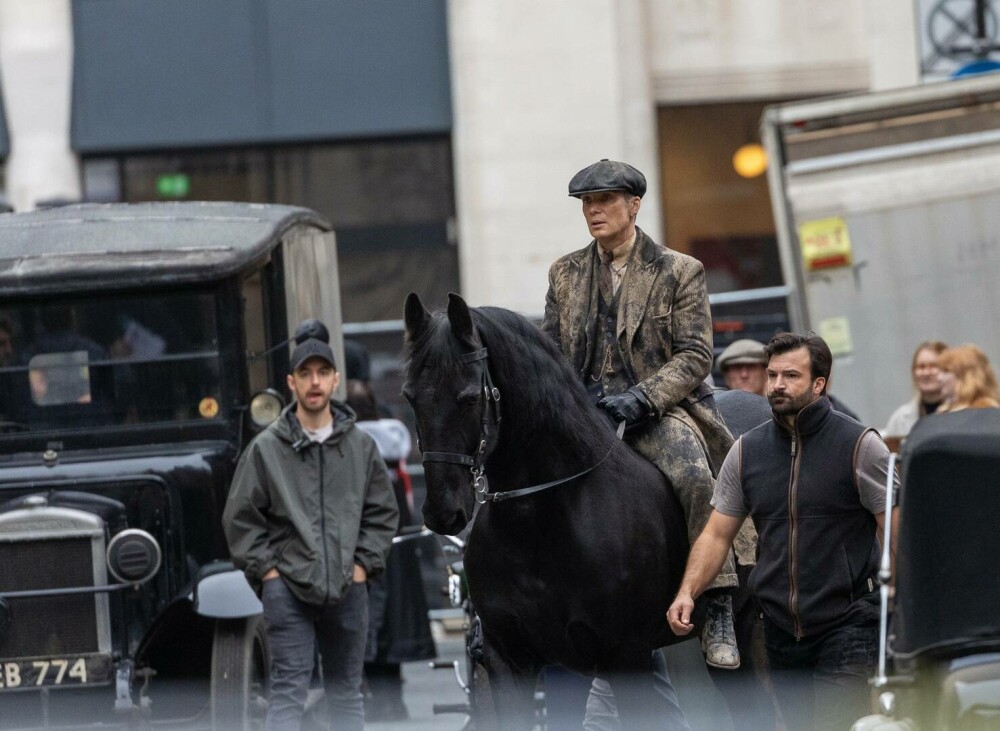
[0,654,113,690]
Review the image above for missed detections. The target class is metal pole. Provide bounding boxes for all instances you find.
[976,0,988,57]
[875,451,897,687]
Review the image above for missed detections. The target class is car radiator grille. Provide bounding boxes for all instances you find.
[0,536,100,657]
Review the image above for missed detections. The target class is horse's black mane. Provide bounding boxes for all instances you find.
[406,305,615,464]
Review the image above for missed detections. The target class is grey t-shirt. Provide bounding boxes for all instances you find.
[304,422,334,444]
[712,429,897,518]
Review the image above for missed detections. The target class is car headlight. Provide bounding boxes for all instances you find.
[250,389,285,429]
[107,529,162,584]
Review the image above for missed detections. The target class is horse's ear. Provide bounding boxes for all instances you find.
[447,292,477,346]
[404,292,430,337]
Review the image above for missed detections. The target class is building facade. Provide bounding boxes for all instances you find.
[0,0,924,324]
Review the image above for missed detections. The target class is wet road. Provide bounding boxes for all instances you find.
[367,618,741,731]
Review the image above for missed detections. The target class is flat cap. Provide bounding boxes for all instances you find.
[291,338,336,371]
[568,159,647,199]
[717,339,767,369]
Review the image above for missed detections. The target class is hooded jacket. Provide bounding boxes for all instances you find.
[223,401,399,605]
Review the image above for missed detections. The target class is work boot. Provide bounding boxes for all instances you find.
[701,594,740,669]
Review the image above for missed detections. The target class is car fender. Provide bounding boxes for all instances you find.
[191,561,262,618]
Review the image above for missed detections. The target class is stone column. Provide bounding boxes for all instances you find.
[0,0,81,211]
[447,0,660,315]
[863,0,921,90]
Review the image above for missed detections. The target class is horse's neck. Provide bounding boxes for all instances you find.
[487,386,607,489]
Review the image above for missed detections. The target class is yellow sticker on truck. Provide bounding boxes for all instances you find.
[798,216,853,271]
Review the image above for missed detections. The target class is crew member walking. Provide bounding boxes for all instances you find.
[224,329,399,731]
[668,332,899,731]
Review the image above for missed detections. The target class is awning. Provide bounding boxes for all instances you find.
[70,0,452,154]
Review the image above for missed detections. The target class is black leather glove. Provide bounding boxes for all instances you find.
[597,387,653,426]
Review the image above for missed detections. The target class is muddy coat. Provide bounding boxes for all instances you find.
[542,228,733,471]
[542,228,736,584]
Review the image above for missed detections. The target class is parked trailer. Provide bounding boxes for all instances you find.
[762,73,1000,426]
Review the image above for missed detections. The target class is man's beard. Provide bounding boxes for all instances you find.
[768,390,816,416]
[297,392,331,413]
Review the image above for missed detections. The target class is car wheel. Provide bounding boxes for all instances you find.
[211,616,269,731]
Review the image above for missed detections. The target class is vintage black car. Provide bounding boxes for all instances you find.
[0,202,342,729]
[854,408,1000,731]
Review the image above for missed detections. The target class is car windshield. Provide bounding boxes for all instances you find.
[0,290,221,435]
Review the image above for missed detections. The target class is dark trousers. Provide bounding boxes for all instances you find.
[262,578,369,731]
[706,564,777,731]
[543,650,690,731]
[763,614,877,731]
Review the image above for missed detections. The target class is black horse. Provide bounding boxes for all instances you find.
[403,292,701,729]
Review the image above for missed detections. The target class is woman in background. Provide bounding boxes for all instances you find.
[937,344,1000,412]
[883,341,948,449]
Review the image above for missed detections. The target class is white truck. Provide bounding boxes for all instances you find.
[762,72,1000,428]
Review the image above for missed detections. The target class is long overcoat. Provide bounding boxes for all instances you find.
[541,227,734,484]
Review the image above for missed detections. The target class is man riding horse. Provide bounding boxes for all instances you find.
[541,159,743,674]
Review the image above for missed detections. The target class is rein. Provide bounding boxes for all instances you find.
[420,346,624,504]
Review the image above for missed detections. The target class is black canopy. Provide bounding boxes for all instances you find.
[893,408,1000,659]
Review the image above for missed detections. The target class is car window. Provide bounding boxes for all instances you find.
[0,290,221,434]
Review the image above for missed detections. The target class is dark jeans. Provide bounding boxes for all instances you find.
[262,577,369,731]
[705,563,777,731]
[543,650,690,731]
[763,613,877,731]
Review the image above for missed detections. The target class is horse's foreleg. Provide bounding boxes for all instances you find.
[479,634,541,731]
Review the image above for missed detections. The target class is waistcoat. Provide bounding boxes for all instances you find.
[742,396,879,637]
[587,288,632,400]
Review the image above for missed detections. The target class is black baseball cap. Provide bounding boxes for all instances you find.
[568,159,647,199]
[290,338,336,371]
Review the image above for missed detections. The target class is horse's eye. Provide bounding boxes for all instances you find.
[401,387,415,403]
[457,386,479,404]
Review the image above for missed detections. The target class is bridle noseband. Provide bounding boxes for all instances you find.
[420,347,501,504]
[419,346,624,504]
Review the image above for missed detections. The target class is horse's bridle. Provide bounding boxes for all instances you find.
[420,347,501,504]
[419,346,624,504]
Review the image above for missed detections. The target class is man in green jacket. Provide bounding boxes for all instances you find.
[224,332,399,731]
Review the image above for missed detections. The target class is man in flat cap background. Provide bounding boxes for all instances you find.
[541,159,741,687]
[717,338,769,396]
[224,323,398,731]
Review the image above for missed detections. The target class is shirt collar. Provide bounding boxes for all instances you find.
[598,231,637,267]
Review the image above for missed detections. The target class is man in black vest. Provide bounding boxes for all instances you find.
[667,332,899,731]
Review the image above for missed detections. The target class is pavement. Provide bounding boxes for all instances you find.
[367,619,469,731]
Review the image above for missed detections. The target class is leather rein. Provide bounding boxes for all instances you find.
[420,346,624,504]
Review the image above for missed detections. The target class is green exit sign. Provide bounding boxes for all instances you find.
[156,173,190,199]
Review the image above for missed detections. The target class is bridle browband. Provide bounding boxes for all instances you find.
[420,346,623,504]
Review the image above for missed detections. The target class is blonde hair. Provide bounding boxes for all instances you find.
[937,344,1000,412]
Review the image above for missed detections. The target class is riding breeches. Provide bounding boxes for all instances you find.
[628,410,738,590]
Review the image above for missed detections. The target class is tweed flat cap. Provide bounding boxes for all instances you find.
[568,159,647,199]
[717,339,767,369]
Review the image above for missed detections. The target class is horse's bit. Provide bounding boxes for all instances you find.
[420,346,624,504]
[420,347,501,504]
